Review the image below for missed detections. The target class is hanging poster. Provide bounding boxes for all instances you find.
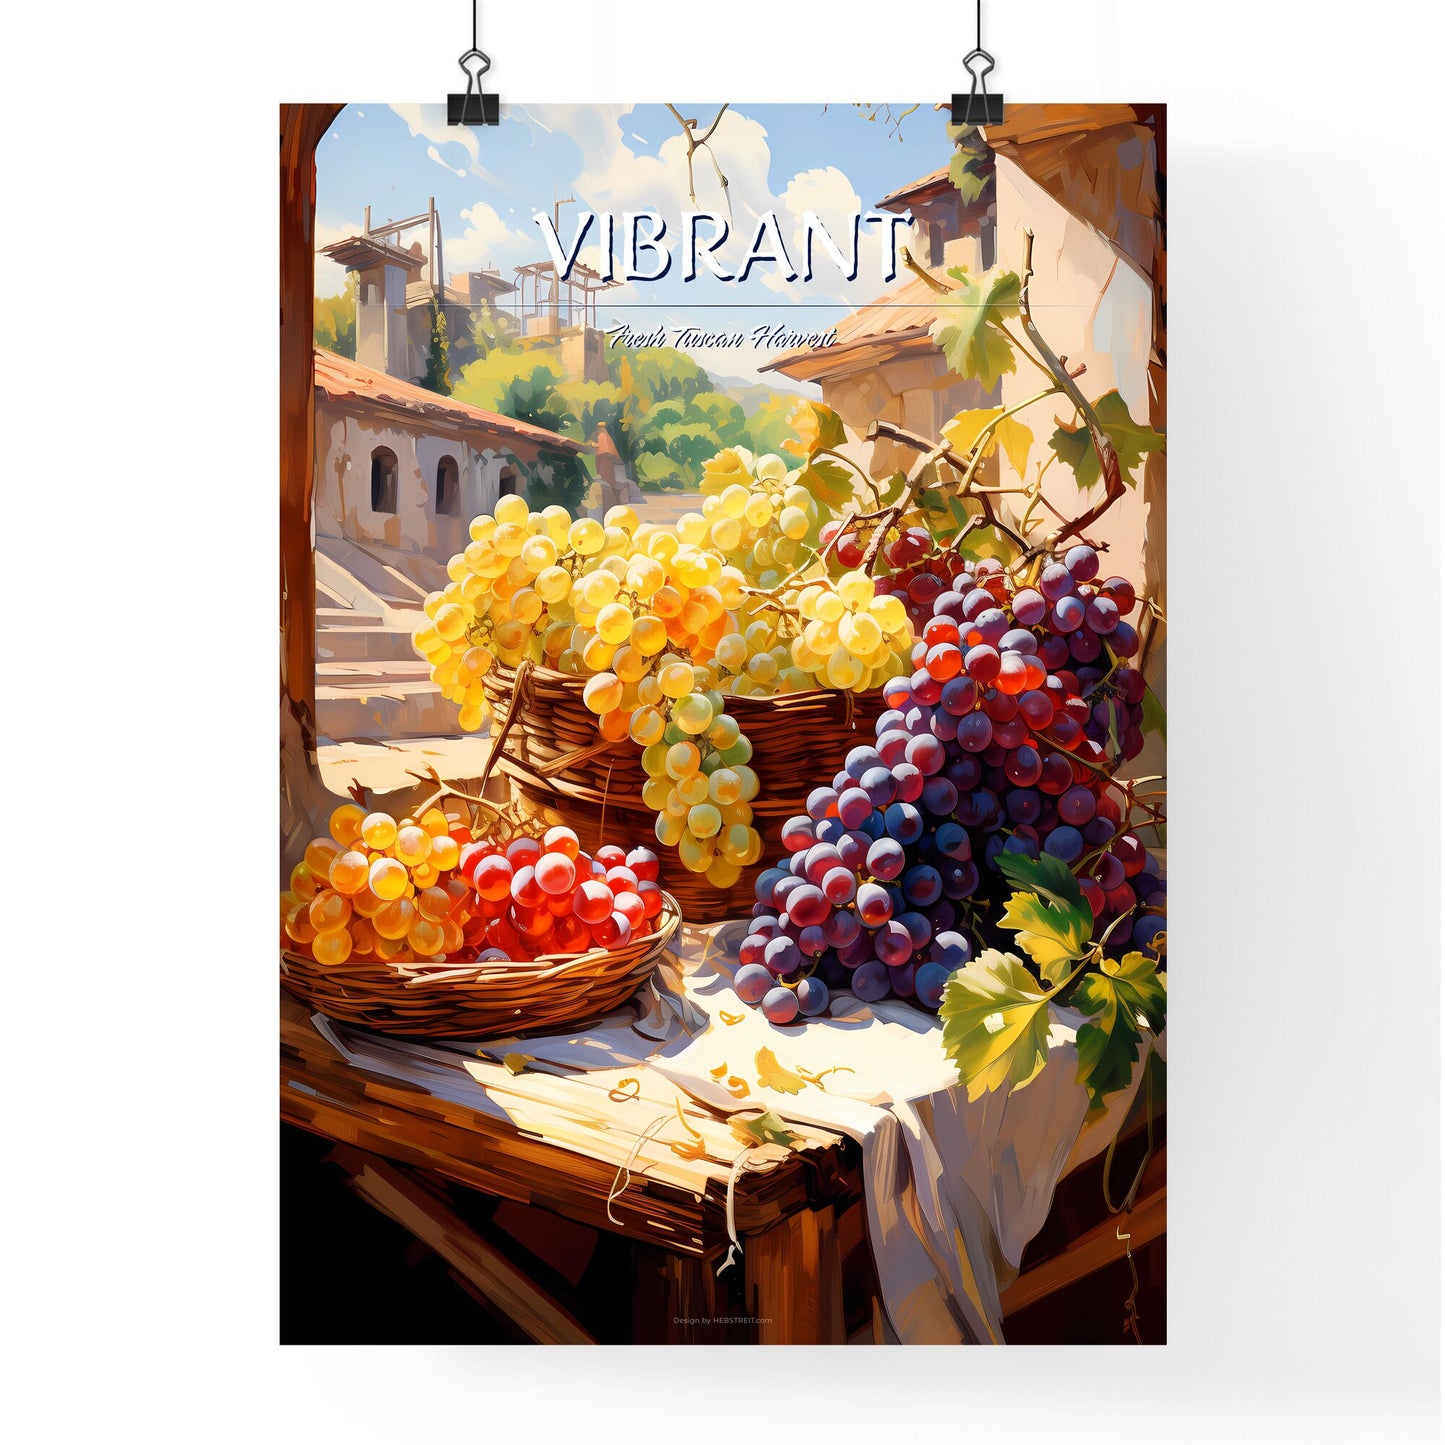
[280,101,1167,1345]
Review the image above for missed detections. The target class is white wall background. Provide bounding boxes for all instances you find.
[2,3,1438,1442]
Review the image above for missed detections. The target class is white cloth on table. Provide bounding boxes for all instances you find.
[310,920,1160,1344]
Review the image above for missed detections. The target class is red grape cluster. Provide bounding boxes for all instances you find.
[728,542,1166,1023]
[457,827,666,958]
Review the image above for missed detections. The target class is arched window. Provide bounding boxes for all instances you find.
[435,456,460,516]
[370,447,398,513]
[497,465,519,499]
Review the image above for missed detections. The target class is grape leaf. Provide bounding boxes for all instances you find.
[700,446,754,497]
[948,146,992,206]
[796,456,855,508]
[877,469,908,507]
[1141,685,1167,742]
[783,399,847,458]
[730,1109,798,1149]
[1073,951,1167,1113]
[941,406,1034,480]
[939,949,1053,1102]
[932,268,1022,389]
[999,891,1092,986]
[1047,390,1166,491]
[996,851,1088,916]
[755,1046,807,1095]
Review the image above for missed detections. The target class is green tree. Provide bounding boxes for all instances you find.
[686,390,749,448]
[422,298,451,395]
[453,351,588,510]
[448,303,518,381]
[607,345,712,405]
[314,273,357,358]
[553,379,626,450]
[744,392,802,456]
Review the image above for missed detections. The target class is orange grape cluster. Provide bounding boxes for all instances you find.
[280,801,471,967]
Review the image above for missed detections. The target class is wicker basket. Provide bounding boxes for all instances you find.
[480,660,886,921]
[281,891,681,1039]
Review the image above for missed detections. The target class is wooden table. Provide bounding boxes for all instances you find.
[282,994,1165,1344]
[281,994,879,1343]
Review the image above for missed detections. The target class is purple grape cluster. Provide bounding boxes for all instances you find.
[728,544,1166,1024]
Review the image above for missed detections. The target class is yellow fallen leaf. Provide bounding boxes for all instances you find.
[725,1075,750,1098]
[709,1063,729,1079]
[719,1010,745,1026]
[755,1046,807,1095]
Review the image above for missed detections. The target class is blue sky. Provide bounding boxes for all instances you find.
[315,103,954,387]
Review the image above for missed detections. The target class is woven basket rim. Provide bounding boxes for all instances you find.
[281,890,682,986]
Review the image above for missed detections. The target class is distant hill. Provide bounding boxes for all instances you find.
[707,371,814,413]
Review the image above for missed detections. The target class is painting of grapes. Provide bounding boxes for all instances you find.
[280,100,1166,1345]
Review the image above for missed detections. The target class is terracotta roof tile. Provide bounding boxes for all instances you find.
[313,349,587,453]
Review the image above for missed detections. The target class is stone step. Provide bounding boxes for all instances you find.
[315,675,457,742]
[316,659,433,684]
[316,624,423,662]
[315,604,389,629]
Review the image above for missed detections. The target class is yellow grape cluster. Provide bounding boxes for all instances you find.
[689,446,824,591]
[409,447,916,880]
[280,802,470,966]
[787,569,915,692]
[622,660,764,885]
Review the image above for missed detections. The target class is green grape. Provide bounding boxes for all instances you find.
[595,601,634,645]
[718,483,750,519]
[709,768,742,805]
[569,518,606,555]
[839,610,883,656]
[677,829,716,873]
[663,787,689,818]
[640,741,669,776]
[720,736,753,766]
[665,741,701,780]
[743,492,774,527]
[778,506,809,540]
[672,692,716,735]
[655,812,686,847]
[733,765,760,802]
[641,776,672,810]
[687,803,722,839]
[706,855,743,888]
[676,774,711,807]
[714,632,748,670]
[708,713,741,750]
[659,662,695,699]
[745,652,777,683]
[709,516,743,551]
[629,705,666,746]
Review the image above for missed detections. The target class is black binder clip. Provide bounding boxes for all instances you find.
[447,4,499,125]
[951,2,1003,125]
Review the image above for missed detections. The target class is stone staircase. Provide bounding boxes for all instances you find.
[313,538,459,742]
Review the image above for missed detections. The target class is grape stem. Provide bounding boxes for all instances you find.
[1017,229,1128,549]
[858,443,949,574]
[865,419,1036,557]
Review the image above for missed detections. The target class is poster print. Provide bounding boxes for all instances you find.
[280,101,1166,1345]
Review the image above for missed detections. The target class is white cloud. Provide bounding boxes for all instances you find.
[389,104,501,186]
[313,215,363,297]
[443,200,535,276]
